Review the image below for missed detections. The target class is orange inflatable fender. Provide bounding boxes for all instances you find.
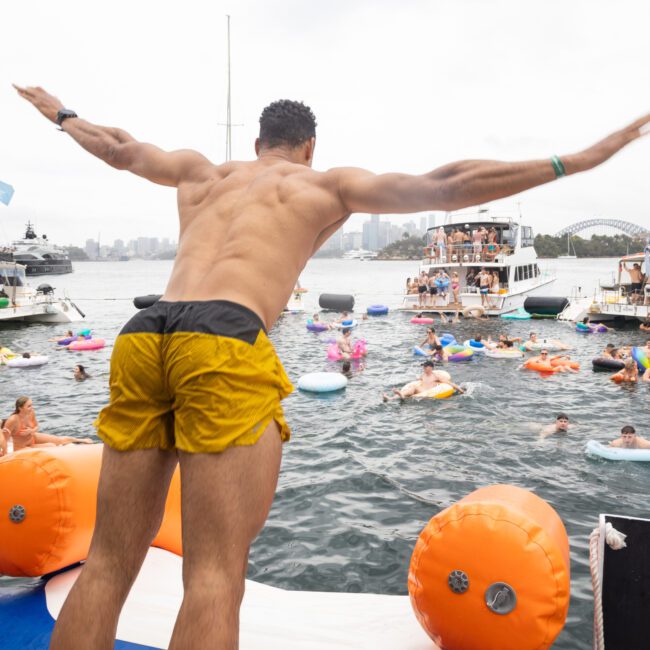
[0,444,181,577]
[550,357,580,370]
[408,485,570,650]
[523,359,558,373]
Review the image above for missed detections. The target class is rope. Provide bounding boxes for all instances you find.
[589,522,628,650]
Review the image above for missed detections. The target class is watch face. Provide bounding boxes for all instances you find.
[57,109,78,125]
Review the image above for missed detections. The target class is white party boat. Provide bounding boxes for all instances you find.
[399,211,555,316]
[0,261,84,323]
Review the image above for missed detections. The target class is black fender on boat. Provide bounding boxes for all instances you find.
[133,294,162,310]
[523,296,569,316]
[318,293,355,312]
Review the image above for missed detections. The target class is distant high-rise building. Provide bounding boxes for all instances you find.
[320,227,343,252]
[84,238,97,260]
[362,214,381,250]
[113,239,125,254]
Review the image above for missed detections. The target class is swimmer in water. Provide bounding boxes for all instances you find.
[609,425,650,449]
[540,413,572,438]
[382,360,464,401]
[611,358,638,383]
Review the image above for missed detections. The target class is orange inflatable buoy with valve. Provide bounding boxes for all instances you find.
[0,444,181,577]
[408,484,570,650]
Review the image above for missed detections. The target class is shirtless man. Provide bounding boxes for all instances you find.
[336,328,354,359]
[622,262,644,303]
[523,332,571,351]
[472,227,483,260]
[540,413,572,438]
[14,82,650,650]
[382,360,464,401]
[478,268,491,306]
[609,425,650,449]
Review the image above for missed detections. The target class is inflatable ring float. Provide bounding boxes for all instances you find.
[306,320,329,332]
[67,338,106,351]
[446,345,474,362]
[327,339,367,361]
[632,346,649,371]
[6,355,49,368]
[523,359,558,373]
[298,372,348,393]
[416,383,455,399]
[586,440,650,462]
[410,317,435,325]
[463,339,486,352]
[367,305,389,316]
[485,348,523,359]
[591,357,624,372]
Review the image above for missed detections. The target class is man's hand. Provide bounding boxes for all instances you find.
[13,84,64,124]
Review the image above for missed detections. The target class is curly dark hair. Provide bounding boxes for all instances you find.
[258,99,317,149]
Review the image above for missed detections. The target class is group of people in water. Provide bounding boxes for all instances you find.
[539,415,648,448]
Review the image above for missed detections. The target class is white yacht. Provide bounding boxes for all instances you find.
[559,251,649,323]
[0,261,84,323]
[343,248,378,261]
[9,222,73,275]
[399,212,555,316]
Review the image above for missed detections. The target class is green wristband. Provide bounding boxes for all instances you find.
[550,155,566,178]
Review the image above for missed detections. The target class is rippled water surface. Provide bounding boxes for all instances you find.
[1,258,649,648]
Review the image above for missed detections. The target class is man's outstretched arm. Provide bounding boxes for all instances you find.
[14,85,214,187]
[335,113,650,214]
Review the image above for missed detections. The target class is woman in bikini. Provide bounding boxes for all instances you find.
[4,396,94,451]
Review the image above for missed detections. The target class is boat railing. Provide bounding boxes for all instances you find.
[422,242,515,264]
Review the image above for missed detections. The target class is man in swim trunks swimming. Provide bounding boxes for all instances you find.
[609,425,650,449]
[540,413,572,438]
[15,83,650,650]
[382,360,463,401]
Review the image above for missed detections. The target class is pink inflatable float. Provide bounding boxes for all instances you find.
[327,339,367,361]
[67,338,106,351]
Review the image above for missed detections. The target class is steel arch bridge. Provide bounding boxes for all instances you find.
[555,219,649,238]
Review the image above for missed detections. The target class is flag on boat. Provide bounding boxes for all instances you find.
[0,180,14,206]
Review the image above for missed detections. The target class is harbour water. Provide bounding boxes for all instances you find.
[1,257,648,648]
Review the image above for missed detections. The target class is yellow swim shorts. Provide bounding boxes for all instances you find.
[95,299,294,453]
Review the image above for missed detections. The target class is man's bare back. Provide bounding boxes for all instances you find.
[166,158,349,328]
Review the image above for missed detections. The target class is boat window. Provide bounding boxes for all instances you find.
[523,265,529,280]
[534,264,540,277]
[15,254,38,260]
[521,226,534,247]
[514,266,520,282]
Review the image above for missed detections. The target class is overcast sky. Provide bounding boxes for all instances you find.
[2,0,649,247]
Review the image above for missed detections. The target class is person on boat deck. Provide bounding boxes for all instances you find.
[621,262,644,304]
[540,413,573,438]
[434,269,450,301]
[416,271,429,308]
[382,360,463,401]
[611,358,639,383]
[471,227,484,260]
[450,271,461,304]
[74,364,91,381]
[609,425,650,449]
[478,268,491,306]
[3,396,93,451]
[434,226,446,262]
[420,326,442,349]
[15,82,650,650]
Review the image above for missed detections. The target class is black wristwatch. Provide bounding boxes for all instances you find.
[56,108,78,126]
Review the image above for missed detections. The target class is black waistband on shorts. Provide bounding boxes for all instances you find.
[120,299,266,345]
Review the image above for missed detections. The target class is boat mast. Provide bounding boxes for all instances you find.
[225,14,232,162]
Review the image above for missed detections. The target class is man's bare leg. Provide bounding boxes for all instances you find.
[169,420,282,650]
[50,447,177,650]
